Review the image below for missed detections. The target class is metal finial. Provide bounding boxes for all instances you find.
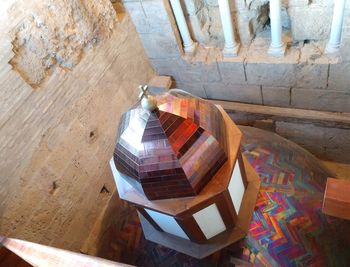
[138,85,157,111]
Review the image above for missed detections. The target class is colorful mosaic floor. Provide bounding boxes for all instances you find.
[93,126,350,267]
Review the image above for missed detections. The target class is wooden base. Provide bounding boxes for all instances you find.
[139,156,261,259]
[322,177,350,220]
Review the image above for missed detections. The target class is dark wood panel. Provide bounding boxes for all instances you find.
[175,217,206,243]
[0,246,32,267]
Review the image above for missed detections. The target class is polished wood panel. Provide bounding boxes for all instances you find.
[322,177,350,220]
[0,246,32,267]
[175,217,207,243]
[217,191,238,228]
[237,152,248,189]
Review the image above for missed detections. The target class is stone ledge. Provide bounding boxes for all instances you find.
[291,88,350,113]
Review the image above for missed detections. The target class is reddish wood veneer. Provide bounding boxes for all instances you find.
[322,177,350,220]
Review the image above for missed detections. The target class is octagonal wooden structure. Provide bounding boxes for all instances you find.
[110,104,260,258]
[113,94,228,200]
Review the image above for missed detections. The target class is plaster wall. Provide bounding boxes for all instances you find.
[0,0,154,251]
[124,0,350,113]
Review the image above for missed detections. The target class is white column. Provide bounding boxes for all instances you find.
[268,0,286,57]
[169,0,197,54]
[326,0,346,54]
[218,0,240,57]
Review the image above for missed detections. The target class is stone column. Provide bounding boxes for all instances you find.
[218,0,240,57]
[169,0,197,54]
[268,0,286,57]
[326,0,346,54]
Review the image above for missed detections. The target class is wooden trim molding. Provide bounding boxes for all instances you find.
[216,192,237,229]
[175,217,206,243]
[237,152,248,189]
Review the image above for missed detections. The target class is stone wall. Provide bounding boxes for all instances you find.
[0,0,154,251]
[124,0,350,114]
[225,103,350,163]
[182,0,335,47]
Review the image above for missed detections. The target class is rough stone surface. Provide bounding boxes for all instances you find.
[153,57,222,84]
[245,63,296,87]
[339,39,350,61]
[343,8,350,39]
[245,35,300,65]
[295,63,329,89]
[178,60,222,83]
[180,0,337,47]
[124,0,174,34]
[328,63,350,91]
[183,0,204,15]
[288,6,332,41]
[139,33,181,59]
[287,0,310,7]
[9,0,116,87]
[183,0,224,47]
[262,86,290,107]
[310,0,333,7]
[204,83,262,104]
[276,121,350,163]
[127,0,350,113]
[291,88,350,112]
[0,0,155,252]
[124,0,181,59]
[217,60,246,85]
[150,58,180,78]
[236,9,253,43]
[174,82,208,98]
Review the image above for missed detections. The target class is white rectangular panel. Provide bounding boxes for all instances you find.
[228,159,245,214]
[145,208,189,240]
[193,203,226,239]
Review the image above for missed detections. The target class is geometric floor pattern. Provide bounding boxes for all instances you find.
[241,126,350,267]
[94,126,350,267]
